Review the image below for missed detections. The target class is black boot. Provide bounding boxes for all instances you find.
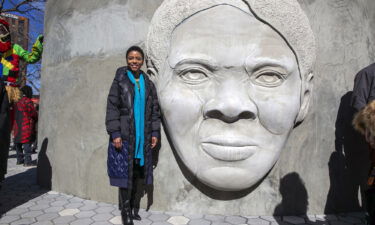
[119,188,134,225]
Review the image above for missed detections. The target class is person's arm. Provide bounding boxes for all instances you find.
[28,100,38,122]
[351,70,370,111]
[106,71,122,144]
[150,82,161,148]
[13,35,43,64]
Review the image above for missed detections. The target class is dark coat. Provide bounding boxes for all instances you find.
[0,82,10,181]
[105,66,161,188]
[351,63,375,112]
[14,96,38,144]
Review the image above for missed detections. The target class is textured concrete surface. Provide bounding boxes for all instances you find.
[39,0,375,215]
[0,154,368,224]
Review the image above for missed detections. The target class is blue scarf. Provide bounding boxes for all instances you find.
[127,70,146,166]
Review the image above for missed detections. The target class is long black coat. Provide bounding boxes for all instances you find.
[0,82,10,182]
[105,66,161,188]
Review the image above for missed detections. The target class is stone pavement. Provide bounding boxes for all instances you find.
[0,150,367,225]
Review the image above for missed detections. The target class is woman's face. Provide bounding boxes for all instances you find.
[155,5,302,191]
[127,51,144,72]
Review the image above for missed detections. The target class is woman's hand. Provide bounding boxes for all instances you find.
[151,137,158,149]
[113,137,122,149]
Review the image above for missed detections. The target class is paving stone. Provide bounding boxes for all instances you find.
[32,221,54,225]
[205,215,225,222]
[36,213,59,221]
[134,218,153,225]
[92,213,114,221]
[44,206,64,213]
[71,218,94,225]
[149,213,170,222]
[58,208,80,216]
[152,222,172,225]
[109,216,122,225]
[188,218,211,225]
[338,216,362,224]
[149,210,165,214]
[184,214,204,220]
[225,216,246,224]
[21,210,44,218]
[91,222,113,225]
[98,202,113,207]
[80,204,99,211]
[69,196,84,203]
[283,216,305,224]
[53,215,76,224]
[11,217,36,225]
[168,215,190,225]
[247,218,270,225]
[83,199,99,204]
[0,215,20,223]
[76,210,96,218]
[29,204,51,211]
[211,223,230,225]
[95,206,115,214]
[5,208,29,215]
[64,202,84,209]
[50,200,68,207]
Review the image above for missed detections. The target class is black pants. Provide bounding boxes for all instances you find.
[15,143,32,164]
[119,160,145,210]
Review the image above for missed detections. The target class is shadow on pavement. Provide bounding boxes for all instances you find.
[0,167,48,216]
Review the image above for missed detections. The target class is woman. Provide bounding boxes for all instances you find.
[105,46,161,225]
[13,85,37,166]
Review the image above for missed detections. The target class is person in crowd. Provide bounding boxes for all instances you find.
[352,63,375,225]
[0,80,10,189]
[13,85,38,167]
[105,46,161,225]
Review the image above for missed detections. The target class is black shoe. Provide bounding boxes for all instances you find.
[16,161,24,165]
[132,211,141,220]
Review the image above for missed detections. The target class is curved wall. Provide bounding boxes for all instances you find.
[38,0,375,215]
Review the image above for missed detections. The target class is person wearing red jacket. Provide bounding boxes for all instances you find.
[13,85,37,166]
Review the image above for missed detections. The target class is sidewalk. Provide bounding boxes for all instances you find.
[0,151,367,225]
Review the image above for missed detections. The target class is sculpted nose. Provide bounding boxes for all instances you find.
[203,80,257,123]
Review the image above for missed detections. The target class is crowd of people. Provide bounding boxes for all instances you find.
[0,17,43,189]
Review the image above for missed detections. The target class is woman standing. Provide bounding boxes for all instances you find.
[105,46,160,225]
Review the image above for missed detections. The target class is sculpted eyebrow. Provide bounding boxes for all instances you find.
[174,59,219,71]
[245,57,295,73]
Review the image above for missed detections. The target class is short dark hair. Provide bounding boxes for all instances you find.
[21,85,33,99]
[126,46,144,59]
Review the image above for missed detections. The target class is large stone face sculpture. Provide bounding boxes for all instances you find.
[146,0,316,191]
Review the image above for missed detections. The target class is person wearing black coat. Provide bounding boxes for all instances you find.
[105,46,161,225]
[0,81,10,188]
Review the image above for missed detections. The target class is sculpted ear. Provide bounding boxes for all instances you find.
[295,72,313,123]
[147,67,158,83]
[146,58,159,84]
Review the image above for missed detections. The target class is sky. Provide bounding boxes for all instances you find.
[3,0,45,94]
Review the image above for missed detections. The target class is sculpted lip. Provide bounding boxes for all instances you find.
[200,136,258,162]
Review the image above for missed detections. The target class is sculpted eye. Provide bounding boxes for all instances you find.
[179,69,209,85]
[251,71,285,87]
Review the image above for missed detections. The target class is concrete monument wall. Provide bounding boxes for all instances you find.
[38,0,375,215]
